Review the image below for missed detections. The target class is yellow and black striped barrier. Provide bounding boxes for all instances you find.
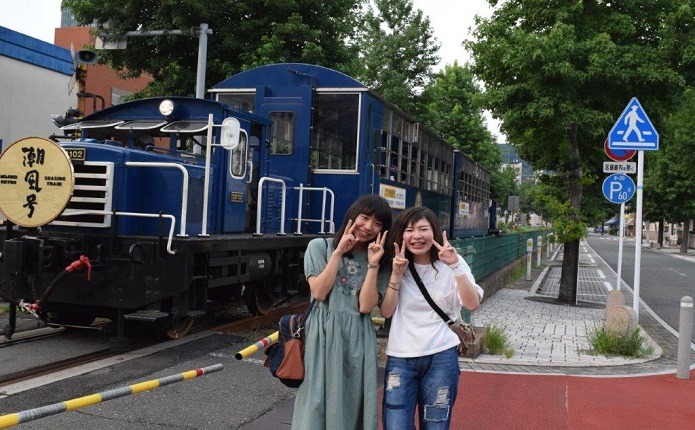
[235,331,279,360]
[0,363,223,429]
[235,317,387,360]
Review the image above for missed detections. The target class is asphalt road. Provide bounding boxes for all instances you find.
[586,233,695,341]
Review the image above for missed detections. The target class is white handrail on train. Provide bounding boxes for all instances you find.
[294,184,335,235]
[58,210,177,254]
[254,177,287,236]
[200,113,215,236]
[125,162,189,237]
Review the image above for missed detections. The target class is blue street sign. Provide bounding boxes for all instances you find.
[608,97,659,150]
[602,174,635,204]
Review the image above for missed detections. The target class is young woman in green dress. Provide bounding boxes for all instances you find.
[291,194,392,430]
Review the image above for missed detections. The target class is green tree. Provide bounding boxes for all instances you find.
[467,0,689,303]
[418,62,500,170]
[352,0,440,114]
[63,0,361,96]
[645,87,695,251]
[492,166,518,214]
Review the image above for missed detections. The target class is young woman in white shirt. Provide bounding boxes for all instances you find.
[380,206,483,430]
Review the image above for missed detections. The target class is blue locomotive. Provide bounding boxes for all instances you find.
[0,63,493,341]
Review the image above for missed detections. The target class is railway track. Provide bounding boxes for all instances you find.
[211,302,308,334]
[0,300,308,391]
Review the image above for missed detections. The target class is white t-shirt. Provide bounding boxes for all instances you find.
[385,255,483,358]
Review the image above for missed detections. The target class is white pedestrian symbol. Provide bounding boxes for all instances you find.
[622,106,644,142]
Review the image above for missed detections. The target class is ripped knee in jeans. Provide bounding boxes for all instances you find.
[423,386,451,422]
[385,371,401,392]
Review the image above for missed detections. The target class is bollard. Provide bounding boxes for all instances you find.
[677,296,693,380]
[546,234,551,256]
[536,235,542,266]
[526,238,533,280]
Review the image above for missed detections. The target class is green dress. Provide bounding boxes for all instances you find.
[291,238,388,430]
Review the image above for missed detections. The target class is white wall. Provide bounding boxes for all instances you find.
[0,56,75,151]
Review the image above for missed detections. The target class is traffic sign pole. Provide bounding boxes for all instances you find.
[633,150,644,320]
[616,202,625,291]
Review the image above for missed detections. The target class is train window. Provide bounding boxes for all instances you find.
[61,119,125,131]
[230,131,248,178]
[419,133,428,188]
[217,93,255,113]
[115,120,168,131]
[311,93,359,170]
[161,121,209,133]
[410,144,419,186]
[269,112,295,155]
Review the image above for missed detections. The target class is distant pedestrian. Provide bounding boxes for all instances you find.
[380,206,483,430]
[291,194,392,430]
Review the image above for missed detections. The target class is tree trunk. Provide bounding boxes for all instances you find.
[558,239,579,303]
[558,123,583,304]
[680,219,690,253]
[657,218,664,247]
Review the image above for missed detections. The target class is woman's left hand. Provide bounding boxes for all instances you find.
[367,231,388,266]
[433,231,459,265]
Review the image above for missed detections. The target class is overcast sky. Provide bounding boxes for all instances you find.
[0,0,503,141]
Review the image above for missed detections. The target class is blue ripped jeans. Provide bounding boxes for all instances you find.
[382,346,460,430]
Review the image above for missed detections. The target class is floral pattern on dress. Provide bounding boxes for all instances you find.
[336,258,364,296]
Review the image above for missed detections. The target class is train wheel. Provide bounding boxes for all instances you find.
[166,318,194,340]
[244,283,273,315]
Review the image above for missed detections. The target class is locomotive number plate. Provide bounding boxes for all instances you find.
[230,192,244,202]
[66,148,86,161]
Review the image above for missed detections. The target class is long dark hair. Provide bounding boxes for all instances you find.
[391,206,442,265]
[333,194,393,264]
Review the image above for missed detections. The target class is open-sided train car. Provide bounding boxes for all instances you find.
[0,63,492,342]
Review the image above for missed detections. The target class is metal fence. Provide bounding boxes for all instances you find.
[451,230,551,281]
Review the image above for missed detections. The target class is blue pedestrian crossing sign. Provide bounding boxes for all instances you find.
[602,174,635,204]
[608,97,659,150]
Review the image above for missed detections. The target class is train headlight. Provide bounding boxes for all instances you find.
[159,99,175,116]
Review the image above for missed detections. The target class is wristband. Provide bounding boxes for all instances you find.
[367,263,380,269]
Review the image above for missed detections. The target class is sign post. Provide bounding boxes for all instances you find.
[608,98,659,321]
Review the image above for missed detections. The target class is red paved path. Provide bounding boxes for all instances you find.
[379,369,695,429]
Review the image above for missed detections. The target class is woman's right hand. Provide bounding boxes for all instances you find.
[391,239,408,280]
[334,219,358,256]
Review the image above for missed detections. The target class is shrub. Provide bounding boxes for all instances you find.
[484,324,515,357]
[586,325,654,358]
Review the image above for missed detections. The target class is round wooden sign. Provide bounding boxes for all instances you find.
[0,137,75,227]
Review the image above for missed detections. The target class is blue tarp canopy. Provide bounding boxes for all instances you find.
[605,217,620,226]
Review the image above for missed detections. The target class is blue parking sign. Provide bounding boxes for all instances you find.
[602,174,635,204]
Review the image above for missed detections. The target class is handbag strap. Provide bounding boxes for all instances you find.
[293,237,330,337]
[408,261,455,327]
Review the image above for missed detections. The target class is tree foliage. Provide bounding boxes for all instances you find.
[418,62,499,169]
[467,0,693,302]
[63,0,362,96]
[352,0,440,114]
[645,88,695,223]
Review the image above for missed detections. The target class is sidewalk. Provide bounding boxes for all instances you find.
[242,238,695,429]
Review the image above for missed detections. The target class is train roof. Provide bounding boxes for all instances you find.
[76,97,268,124]
[213,63,367,91]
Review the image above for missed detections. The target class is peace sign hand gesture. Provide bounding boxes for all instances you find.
[392,240,408,279]
[367,231,388,266]
[334,219,358,256]
[433,231,459,265]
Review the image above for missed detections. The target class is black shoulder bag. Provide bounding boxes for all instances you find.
[408,261,475,357]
